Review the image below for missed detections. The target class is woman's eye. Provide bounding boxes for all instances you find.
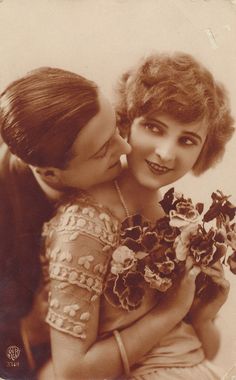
[144,123,163,134]
[180,137,196,146]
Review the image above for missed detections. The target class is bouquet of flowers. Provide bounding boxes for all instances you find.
[104,188,236,311]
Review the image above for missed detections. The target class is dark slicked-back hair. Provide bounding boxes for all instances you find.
[115,52,234,175]
[0,67,99,168]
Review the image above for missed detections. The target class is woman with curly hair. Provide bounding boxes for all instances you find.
[40,52,234,380]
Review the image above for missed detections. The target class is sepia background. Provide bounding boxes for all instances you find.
[0,0,236,374]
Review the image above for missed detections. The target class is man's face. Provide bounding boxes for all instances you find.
[57,92,131,190]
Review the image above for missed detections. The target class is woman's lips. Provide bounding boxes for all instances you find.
[145,159,172,175]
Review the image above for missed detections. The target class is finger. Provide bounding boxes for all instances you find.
[209,277,230,291]
[209,261,224,273]
[201,260,224,272]
[201,266,225,278]
[188,265,201,279]
[185,256,194,271]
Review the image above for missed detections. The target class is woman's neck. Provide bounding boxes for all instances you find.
[116,169,164,222]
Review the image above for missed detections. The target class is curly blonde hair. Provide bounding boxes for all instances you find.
[115,52,234,175]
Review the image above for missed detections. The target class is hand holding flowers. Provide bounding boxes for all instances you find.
[187,261,230,326]
[104,188,236,311]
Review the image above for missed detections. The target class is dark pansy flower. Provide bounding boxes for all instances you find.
[189,228,215,266]
[122,237,143,252]
[144,267,172,292]
[104,277,124,308]
[203,190,236,223]
[222,201,236,221]
[141,231,159,251]
[104,188,236,312]
[120,214,159,252]
[159,187,175,213]
[188,227,226,266]
[121,214,149,233]
[226,223,236,250]
[110,246,137,275]
[150,245,174,263]
[104,271,145,311]
[121,225,143,241]
[169,199,200,228]
[155,260,175,275]
[227,251,236,274]
[119,285,145,311]
[154,216,180,245]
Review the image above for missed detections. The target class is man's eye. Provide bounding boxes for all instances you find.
[94,142,109,159]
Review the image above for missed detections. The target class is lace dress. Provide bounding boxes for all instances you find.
[41,195,222,380]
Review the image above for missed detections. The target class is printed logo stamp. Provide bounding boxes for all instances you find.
[5,346,20,367]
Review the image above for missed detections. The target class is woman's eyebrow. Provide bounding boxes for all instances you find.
[183,131,203,143]
[143,117,168,129]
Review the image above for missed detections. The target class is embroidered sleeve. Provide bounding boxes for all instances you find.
[42,202,119,340]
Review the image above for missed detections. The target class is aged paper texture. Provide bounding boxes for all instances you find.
[0,1,236,378]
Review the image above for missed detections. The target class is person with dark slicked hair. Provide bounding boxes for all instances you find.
[0,66,131,379]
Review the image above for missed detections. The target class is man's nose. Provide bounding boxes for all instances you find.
[115,133,132,155]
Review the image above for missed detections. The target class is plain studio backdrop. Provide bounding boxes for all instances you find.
[0,0,236,375]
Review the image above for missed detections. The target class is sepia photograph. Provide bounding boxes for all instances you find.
[0,1,236,379]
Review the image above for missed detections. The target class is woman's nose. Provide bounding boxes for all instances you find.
[155,141,175,162]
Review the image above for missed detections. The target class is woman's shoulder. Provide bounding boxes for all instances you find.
[43,191,120,247]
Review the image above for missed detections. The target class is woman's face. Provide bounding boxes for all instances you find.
[58,92,131,190]
[127,113,208,190]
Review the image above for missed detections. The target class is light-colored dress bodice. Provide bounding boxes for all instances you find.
[41,195,216,378]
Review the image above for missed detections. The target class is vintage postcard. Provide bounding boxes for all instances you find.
[0,1,236,379]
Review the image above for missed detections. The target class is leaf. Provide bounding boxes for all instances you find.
[196,202,204,215]
[203,204,222,222]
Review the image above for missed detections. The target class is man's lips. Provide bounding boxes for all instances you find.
[145,159,173,174]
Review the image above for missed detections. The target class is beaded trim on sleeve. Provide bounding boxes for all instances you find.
[48,262,104,294]
[43,202,119,248]
[46,309,87,339]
